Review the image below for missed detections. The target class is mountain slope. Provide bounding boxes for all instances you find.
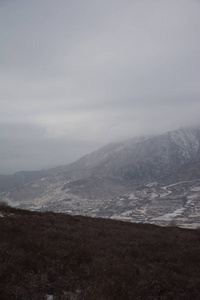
[0,170,51,193]
[51,127,200,184]
[1,127,200,227]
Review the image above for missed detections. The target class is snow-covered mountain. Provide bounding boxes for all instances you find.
[51,127,200,183]
[1,127,200,228]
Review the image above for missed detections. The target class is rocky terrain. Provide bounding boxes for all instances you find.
[1,127,200,228]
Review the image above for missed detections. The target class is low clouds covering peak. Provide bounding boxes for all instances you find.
[1,0,200,174]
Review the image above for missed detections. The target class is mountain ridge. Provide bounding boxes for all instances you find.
[1,127,200,228]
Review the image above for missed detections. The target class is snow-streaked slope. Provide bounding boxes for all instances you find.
[1,127,200,228]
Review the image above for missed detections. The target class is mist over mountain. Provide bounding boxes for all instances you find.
[1,0,200,175]
[1,127,200,228]
[63,127,200,183]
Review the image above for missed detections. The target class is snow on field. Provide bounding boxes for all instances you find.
[121,210,135,217]
[180,223,200,229]
[187,194,199,200]
[191,187,200,192]
[110,214,133,221]
[149,192,159,198]
[136,205,147,215]
[152,207,185,221]
[29,205,43,210]
[128,193,139,200]
[159,192,171,198]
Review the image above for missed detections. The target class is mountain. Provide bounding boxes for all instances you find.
[49,127,200,183]
[0,170,51,193]
[1,127,200,228]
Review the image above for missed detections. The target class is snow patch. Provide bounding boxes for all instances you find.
[110,214,133,221]
[153,207,185,221]
[149,192,158,198]
[137,205,147,214]
[121,210,134,217]
[187,194,199,200]
[128,193,138,200]
[191,187,200,192]
[159,192,171,198]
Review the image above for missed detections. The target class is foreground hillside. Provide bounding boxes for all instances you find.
[1,204,200,299]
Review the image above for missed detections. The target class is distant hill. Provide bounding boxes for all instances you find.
[0,170,50,193]
[49,127,200,184]
[1,127,200,228]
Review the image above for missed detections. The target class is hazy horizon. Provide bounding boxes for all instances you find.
[1,1,200,174]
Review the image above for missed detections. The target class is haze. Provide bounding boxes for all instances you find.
[1,0,200,174]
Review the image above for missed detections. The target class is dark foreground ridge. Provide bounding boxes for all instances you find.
[1,203,200,299]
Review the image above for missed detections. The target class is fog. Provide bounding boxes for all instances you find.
[1,0,200,174]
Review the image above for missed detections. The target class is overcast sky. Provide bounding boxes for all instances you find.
[1,0,200,174]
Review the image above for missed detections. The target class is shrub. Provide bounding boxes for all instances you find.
[1,208,200,299]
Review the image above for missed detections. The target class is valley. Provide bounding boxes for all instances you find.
[1,127,200,228]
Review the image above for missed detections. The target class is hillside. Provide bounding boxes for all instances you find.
[0,170,51,193]
[1,203,200,299]
[1,127,200,228]
[51,127,200,183]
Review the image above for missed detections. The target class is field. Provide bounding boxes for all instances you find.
[1,203,200,299]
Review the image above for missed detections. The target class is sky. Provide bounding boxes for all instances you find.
[1,0,200,174]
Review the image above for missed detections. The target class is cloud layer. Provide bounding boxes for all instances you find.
[1,0,200,174]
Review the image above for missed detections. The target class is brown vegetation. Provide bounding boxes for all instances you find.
[1,204,200,299]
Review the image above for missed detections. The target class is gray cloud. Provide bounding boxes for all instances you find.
[1,0,200,174]
[0,122,99,174]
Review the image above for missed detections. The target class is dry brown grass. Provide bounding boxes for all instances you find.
[1,205,200,299]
